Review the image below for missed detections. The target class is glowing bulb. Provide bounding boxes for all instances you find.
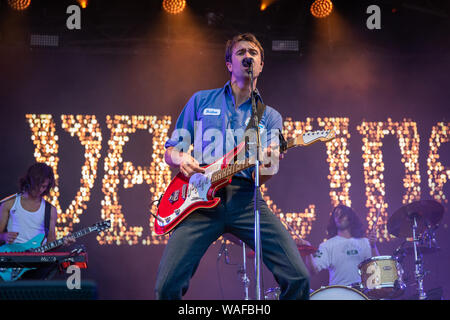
[162,0,186,15]
[311,0,333,18]
[8,0,31,11]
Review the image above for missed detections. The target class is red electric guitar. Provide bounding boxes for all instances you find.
[154,129,336,235]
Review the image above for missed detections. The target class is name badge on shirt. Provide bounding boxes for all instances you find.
[203,108,221,116]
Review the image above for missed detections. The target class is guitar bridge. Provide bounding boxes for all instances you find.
[181,184,187,200]
[168,190,180,204]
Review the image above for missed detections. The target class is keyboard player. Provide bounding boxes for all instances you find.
[0,163,75,280]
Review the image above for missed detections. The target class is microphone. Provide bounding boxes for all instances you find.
[242,57,253,68]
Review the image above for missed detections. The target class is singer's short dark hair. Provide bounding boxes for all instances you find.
[19,162,55,197]
[326,204,365,239]
[225,33,264,64]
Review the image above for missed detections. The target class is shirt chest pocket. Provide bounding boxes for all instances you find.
[198,111,222,131]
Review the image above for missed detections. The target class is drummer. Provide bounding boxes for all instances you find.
[299,205,379,287]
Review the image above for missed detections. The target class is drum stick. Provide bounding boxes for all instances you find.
[370,207,382,234]
[284,219,302,241]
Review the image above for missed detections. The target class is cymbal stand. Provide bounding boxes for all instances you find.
[412,215,427,300]
[237,242,250,300]
[423,226,439,251]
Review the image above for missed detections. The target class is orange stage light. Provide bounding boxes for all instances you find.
[310,0,333,18]
[162,0,186,15]
[8,0,31,11]
[77,0,88,9]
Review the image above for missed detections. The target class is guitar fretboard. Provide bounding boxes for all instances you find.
[29,227,97,253]
[211,160,254,184]
[209,130,333,184]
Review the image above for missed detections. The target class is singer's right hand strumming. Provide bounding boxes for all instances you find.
[165,147,205,178]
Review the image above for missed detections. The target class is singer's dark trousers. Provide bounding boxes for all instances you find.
[154,177,310,300]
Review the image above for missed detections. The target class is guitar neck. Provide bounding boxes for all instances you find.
[30,226,97,253]
[286,138,299,150]
[210,159,253,184]
[208,130,334,184]
[210,136,298,184]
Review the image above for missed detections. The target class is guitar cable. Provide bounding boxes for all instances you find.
[149,195,164,220]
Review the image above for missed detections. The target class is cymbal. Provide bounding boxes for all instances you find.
[387,200,444,238]
[297,244,317,256]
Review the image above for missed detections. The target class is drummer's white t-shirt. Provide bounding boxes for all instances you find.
[312,235,372,286]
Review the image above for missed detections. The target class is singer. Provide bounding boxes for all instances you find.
[154,33,310,300]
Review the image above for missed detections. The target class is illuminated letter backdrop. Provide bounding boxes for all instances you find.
[270,117,351,239]
[26,114,102,239]
[26,115,448,244]
[357,119,421,241]
[100,115,172,245]
[428,122,450,203]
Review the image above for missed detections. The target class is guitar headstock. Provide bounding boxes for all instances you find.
[93,220,111,232]
[292,129,336,147]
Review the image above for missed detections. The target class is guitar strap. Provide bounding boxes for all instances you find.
[44,200,51,239]
[243,99,266,156]
[244,99,266,132]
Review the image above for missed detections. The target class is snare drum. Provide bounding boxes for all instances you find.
[358,256,405,299]
[310,285,369,300]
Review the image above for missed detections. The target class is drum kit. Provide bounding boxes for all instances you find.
[220,200,445,300]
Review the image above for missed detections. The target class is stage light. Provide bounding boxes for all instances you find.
[272,40,299,52]
[310,0,333,18]
[162,0,186,15]
[8,0,31,11]
[260,0,278,12]
[30,34,59,47]
[77,0,88,9]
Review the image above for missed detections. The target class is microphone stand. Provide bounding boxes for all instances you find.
[247,62,263,300]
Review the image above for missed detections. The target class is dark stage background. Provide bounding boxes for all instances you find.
[0,0,449,299]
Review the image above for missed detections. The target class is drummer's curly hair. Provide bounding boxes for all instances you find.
[327,204,365,239]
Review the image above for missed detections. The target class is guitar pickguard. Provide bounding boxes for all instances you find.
[157,172,213,228]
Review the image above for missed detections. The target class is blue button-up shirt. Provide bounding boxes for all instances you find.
[165,81,283,180]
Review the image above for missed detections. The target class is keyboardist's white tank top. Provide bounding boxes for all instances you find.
[7,195,46,244]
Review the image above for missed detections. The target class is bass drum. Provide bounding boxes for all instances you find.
[310,285,369,300]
